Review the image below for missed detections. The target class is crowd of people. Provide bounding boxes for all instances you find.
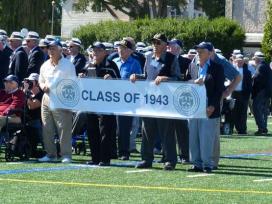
[0,29,271,173]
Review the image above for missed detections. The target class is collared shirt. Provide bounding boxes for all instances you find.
[198,59,210,78]
[39,56,76,95]
[144,51,180,80]
[113,55,142,79]
[234,67,243,91]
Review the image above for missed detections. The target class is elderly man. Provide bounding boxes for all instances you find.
[68,38,86,75]
[252,51,272,135]
[113,39,142,160]
[38,39,50,61]
[82,42,120,166]
[167,38,191,163]
[187,42,224,173]
[25,31,45,75]
[8,32,29,83]
[0,75,24,132]
[230,54,252,134]
[209,44,241,169]
[130,33,180,170]
[38,40,76,163]
[0,35,13,89]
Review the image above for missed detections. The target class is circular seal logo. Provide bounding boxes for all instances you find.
[173,85,200,116]
[56,79,80,107]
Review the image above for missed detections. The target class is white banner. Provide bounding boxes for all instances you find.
[48,78,207,119]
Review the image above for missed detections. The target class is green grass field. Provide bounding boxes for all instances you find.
[0,117,272,204]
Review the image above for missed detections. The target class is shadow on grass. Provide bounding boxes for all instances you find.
[220,157,271,161]
[214,170,272,177]
[219,163,272,170]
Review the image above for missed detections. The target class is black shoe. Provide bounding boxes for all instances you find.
[86,161,99,165]
[203,167,212,173]
[120,155,129,160]
[188,165,203,172]
[99,161,110,166]
[135,161,152,169]
[163,162,175,171]
[255,129,267,136]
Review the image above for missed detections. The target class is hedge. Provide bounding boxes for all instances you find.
[73,17,245,57]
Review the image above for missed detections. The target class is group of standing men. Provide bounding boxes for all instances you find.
[0,29,271,173]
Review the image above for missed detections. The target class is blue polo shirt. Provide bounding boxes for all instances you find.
[114,56,142,79]
[213,54,239,81]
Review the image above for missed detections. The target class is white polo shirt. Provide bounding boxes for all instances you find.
[39,57,76,95]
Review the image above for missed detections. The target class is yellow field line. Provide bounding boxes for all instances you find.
[0,178,272,195]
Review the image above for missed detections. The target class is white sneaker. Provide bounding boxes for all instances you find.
[38,155,57,162]
[61,157,72,163]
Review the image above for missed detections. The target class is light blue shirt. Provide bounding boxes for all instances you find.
[198,59,210,78]
[114,56,142,79]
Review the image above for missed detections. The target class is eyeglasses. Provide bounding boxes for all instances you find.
[69,46,75,48]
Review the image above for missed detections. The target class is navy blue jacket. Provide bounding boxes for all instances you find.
[27,46,45,75]
[252,61,271,98]
[204,60,225,118]
[72,53,87,75]
[8,47,29,83]
[0,46,13,88]
[241,64,252,100]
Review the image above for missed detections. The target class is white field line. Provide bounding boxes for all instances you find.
[253,178,272,182]
[187,173,215,178]
[126,169,152,173]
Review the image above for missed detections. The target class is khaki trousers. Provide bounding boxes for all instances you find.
[41,94,72,157]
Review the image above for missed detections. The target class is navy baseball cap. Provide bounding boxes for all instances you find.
[168,39,183,48]
[3,75,19,84]
[194,42,213,52]
[91,42,106,50]
[48,40,62,48]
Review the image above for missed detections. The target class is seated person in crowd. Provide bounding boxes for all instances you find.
[0,75,24,132]
[23,73,44,157]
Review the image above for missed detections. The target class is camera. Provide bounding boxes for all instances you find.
[23,79,33,90]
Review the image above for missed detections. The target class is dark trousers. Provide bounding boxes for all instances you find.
[71,111,88,136]
[253,90,269,131]
[117,116,133,157]
[141,117,177,165]
[174,119,189,160]
[230,91,249,133]
[86,114,117,163]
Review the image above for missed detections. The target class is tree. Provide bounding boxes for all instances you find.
[0,0,62,36]
[72,0,187,18]
[195,0,225,19]
[262,0,272,60]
